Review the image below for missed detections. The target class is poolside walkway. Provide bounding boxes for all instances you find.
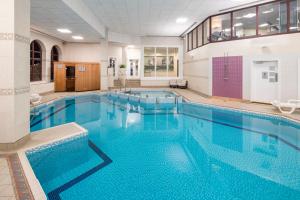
[173,88,300,122]
[0,157,16,200]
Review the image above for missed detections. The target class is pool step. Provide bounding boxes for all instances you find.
[126,79,141,88]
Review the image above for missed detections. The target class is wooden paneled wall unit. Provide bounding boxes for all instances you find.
[54,61,100,92]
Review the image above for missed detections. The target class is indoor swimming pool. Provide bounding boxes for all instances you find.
[28,93,300,200]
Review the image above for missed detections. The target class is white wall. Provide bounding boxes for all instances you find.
[63,41,108,90]
[184,33,300,101]
[29,34,185,92]
[30,31,63,94]
[140,36,184,86]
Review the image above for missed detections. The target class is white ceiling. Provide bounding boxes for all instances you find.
[31,0,269,42]
[84,0,267,36]
[31,0,102,42]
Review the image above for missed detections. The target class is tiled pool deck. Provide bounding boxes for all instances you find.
[0,157,16,200]
[2,88,300,200]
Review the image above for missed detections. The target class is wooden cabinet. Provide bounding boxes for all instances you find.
[54,61,100,92]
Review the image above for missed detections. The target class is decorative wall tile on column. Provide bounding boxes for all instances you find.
[0,32,30,43]
[212,56,243,99]
[0,87,30,95]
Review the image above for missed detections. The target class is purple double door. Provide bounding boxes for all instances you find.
[212,56,243,99]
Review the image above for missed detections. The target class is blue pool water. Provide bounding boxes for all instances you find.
[28,94,300,200]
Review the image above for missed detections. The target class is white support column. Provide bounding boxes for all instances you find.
[0,0,30,148]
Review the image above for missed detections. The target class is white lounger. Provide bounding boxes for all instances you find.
[30,93,42,105]
[271,100,300,114]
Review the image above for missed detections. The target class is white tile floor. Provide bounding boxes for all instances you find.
[0,158,16,200]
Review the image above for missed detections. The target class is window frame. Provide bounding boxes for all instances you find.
[186,0,298,52]
[50,46,59,82]
[30,40,42,82]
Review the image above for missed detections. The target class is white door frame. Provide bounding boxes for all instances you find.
[250,59,281,103]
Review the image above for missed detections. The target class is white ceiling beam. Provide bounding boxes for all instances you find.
[62,0,106,38]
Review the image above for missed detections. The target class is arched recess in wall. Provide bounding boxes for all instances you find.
[50,45,62,82]
[30,40,46,82]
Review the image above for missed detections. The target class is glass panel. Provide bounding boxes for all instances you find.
[211,13,231,41]
[203,18,210,44]
[144,47,155,77]
[188,32,192,51]
[192,28,197,49]
[168,48,179,77]
[258,1,287,35]
[156,47,167,77]
[197,25,203,47]
[290,0,300,32]
[233,7,257,38]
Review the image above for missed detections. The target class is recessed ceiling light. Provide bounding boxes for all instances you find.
[176,17,188,24]
[262,9,274,14]
[128,45,134,48]
[72,35,84,40]
[234,23,243,27]
[243,13,256,18]
[57,28,72,34]
[259,23,269,27]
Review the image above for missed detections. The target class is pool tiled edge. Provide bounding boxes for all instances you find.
[17,122,89,200]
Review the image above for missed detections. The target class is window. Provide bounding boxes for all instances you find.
[144,47,179,78]
[203,18,210,44]
[50,46,59,82]
[156,47,167,77]
[233,7,257,38]
[192,28,197,49]
[290,0,300,32]
[185,0,300,50]
[30,40,42,82]
[144,47,155,77]
[258,1,287,35]
[168,48,179,77]
[188,32,192,51]
[211,13,231,41]
[197,25,203,47]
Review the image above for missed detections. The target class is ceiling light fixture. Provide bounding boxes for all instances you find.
[262,8,274,14]
[72,35,84,40]
[234,23,243,27]
[57,28,72,34]
[176,17,188,24]
[243,13,256,18]
[259,23,269,27]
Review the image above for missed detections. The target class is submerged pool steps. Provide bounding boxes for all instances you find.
[107,92,183,115]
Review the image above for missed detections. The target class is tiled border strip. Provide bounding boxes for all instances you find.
[7,154,34,200]
[0,86,30,96]
[0,33,30,43]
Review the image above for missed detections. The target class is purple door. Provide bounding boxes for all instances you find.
[212,56,243,99]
